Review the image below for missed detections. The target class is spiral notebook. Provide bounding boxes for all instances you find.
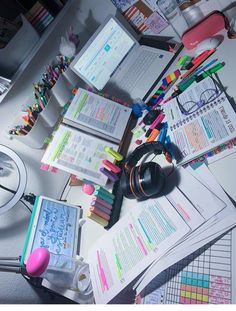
[164,77,236,165]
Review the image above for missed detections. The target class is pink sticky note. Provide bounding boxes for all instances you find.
[40,164,50,171]
[50,167,59,173]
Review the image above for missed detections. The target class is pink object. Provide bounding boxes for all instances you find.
[102,159,121,173]
[149,112,165,130]
[26,247,50,277]
[181,11,226,50]
[40,164,50,171]
[92,197,113,210]
[82,183,95,195]
[135,139,142,145]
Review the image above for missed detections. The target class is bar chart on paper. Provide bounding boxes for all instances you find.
[139,230,235,304]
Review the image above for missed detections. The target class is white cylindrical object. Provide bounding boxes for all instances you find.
[50,74,72,107]
[40,94,61,127]
[15,115,52,149]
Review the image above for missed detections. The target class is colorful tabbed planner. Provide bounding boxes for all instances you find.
[140,231,233,304]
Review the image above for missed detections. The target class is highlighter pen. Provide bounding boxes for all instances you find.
[89,206,110,221]
[180,48,216,80]
[87,211,108,227]
[102,159,121,174]
[90,201,112,215]
[178,74,197,92]
[146,128,160,142]
[92,196,113,210]
[146,123,163,142]
[104,147,123,161]
[196,62,225,82]
[184,50,210,70]
[93,190,114,205]
[94,185,115,199]
[192,50,212,65]
[100,167,119,182]
[149,112,165,130]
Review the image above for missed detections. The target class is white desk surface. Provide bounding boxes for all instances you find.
[63,31,236,263]
[45,14,236,304]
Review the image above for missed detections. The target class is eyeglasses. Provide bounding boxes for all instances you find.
[176,75,223,116]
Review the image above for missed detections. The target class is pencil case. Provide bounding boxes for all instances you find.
[181,10,236,50]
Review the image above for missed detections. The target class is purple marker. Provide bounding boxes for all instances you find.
[92,196,113,210]
[100,167,119,182]
[91,200,112,215]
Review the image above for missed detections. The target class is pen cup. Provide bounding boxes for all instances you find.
[40,94,62,127]
[62,67,80,89]
[15,114,52,149]
[50,74,73,107]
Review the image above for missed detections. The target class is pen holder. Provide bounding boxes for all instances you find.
[40,94,62,127]
[15,114,52,149]
[62,67,80,89]
[50,74,73,107]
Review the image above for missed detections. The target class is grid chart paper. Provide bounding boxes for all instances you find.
[141,231,233,304]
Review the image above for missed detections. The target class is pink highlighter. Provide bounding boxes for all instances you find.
[102,159,121,173]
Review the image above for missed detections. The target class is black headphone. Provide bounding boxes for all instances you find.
[120,141,172,200]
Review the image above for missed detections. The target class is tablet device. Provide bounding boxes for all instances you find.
[21,196,82,267]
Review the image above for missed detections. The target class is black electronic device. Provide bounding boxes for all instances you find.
[120,141,172,200]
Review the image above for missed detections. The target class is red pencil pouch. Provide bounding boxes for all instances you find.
[181,10,236,50]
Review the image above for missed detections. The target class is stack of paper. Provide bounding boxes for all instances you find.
[87,164,236,304]
[134,164,236,296]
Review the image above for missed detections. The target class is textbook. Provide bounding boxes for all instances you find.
[63,88,132,144]
[41,124,119,186]
[163,77,236,165]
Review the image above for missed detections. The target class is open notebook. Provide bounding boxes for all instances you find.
[163,77,236,165]
[63,88,132,144]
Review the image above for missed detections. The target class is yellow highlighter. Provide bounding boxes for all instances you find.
[104,146,123,161]
[87,211,109,227]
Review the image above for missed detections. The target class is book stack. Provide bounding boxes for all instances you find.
[25,1,54,34]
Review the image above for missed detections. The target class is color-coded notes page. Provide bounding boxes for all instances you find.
[41,125,118,186]
[140,229,235,304]
[87,196,190,304]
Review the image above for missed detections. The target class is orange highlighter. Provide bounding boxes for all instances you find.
[146,128,160,142]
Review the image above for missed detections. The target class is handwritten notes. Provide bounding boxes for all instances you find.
[32,199,78,257]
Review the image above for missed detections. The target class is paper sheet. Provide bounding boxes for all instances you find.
[140,229,235,304]
[87,196,190,303]
[163,77,236,165]
[134,165,236,294]
[41,125,118,185]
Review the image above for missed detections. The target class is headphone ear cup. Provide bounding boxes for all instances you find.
[120,170,135,199]
[132,166,144,199]
[139,162,165,197]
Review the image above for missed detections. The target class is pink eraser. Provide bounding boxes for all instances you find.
[82,183,95,195]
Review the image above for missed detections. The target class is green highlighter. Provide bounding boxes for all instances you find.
[196,62,225,82]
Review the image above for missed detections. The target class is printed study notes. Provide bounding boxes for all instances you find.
[41,124,119,185]
[88,195,191,304]
[164,77,236,165]
[63,88,132,144]
[42,88,132,185]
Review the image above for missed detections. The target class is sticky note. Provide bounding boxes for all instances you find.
[169,72,176,82]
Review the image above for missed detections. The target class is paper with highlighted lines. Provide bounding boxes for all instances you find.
[87,196,190,304]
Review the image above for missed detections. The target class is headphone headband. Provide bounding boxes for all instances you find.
[124,141,167,171]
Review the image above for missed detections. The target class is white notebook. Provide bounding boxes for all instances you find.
[63,88,132,144]
[164,77,236,165]
[41,124,118,185]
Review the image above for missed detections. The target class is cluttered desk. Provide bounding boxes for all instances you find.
[1,0,236,305]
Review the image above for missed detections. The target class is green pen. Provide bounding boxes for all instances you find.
[196,62,225,82]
